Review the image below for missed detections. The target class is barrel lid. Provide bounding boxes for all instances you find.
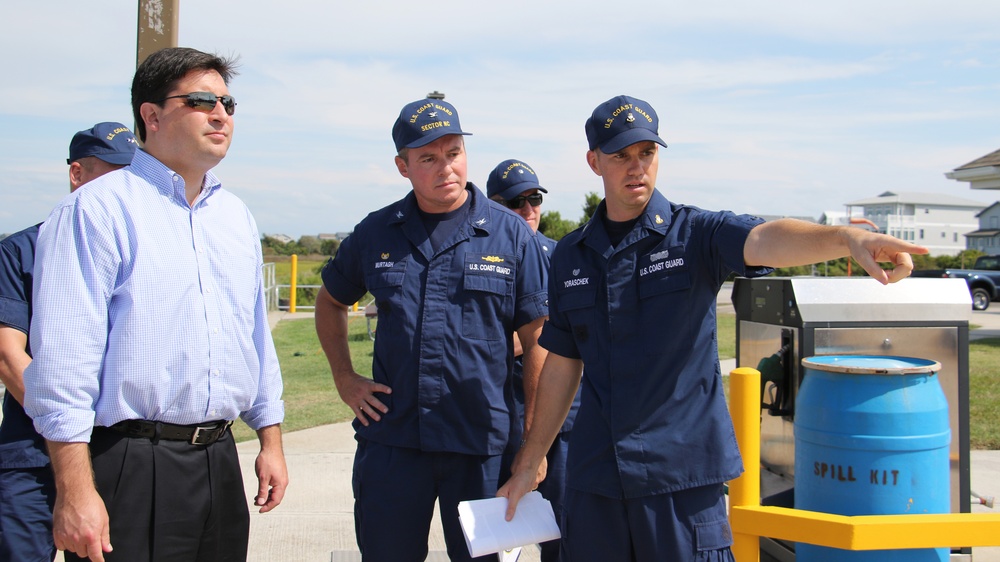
[801,355,941,375]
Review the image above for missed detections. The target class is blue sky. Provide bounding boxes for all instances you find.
[2,1,999,238]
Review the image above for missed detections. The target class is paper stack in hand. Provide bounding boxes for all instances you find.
[457,491,561,558]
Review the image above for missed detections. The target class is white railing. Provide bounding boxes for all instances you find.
[262,263,278,311]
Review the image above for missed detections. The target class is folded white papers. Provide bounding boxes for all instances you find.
[457,491,561,558]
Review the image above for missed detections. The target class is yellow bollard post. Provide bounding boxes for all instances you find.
[729,367,761,562]
[352,302,359,312]
[289,254,298,313]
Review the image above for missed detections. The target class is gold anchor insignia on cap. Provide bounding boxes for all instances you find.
[381,252,390,259]
[626,113,636,123]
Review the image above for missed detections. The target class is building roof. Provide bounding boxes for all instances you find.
[845,191,987,208]
[954,148,1000,171]
[965,229,1000,238]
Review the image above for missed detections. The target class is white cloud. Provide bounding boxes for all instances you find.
[2,1,999,237]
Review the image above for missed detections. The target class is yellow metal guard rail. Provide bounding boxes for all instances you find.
[728,367,1000,561]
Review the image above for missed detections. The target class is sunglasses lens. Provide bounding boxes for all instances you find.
[220,96,237,115]
[184,92,236,115]
[506,193,543,209]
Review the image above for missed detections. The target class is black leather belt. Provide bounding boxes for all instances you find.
[106,419,232,445]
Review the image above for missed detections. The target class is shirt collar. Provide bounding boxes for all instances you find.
[130,149,222,206]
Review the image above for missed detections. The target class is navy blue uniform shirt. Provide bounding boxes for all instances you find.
[539,189,771,499]
[0,224,49,469]
[322,184,549,456]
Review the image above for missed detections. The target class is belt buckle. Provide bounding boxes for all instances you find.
[190,424,217,445]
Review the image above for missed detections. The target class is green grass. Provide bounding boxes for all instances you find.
[969,338,1000,449]
[231,315,373,442]
[718,312,735,360]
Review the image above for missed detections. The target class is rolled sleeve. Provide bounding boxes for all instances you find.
[25,202,112,443]
[242,273,285,431]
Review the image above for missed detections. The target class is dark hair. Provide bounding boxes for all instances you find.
[131,47,239,142]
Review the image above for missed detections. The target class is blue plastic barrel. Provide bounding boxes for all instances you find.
[794,355,951,562]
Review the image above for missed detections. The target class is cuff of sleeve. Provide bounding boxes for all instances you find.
[240,400,285,431]
[32,410,96,443]
[538,319,581,359]
[514,290,549,329]
[0,297,30,334]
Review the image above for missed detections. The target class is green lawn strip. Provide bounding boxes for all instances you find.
[232,316,371,442]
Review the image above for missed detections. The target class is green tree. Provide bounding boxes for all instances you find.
[320,238,341,256]
[538,211,578,241]
[298,235,322,255]
[935,249,985,269]
[579,192,602,226]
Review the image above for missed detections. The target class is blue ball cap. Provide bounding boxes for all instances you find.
[392,98,471,152]
[486,159,548,202]
[67,122,137,165]
[585,95,667,154]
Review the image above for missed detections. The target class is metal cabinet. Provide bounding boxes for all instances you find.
[732,277,972,560]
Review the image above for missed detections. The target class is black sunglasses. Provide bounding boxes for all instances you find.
[157,92,237,115]
[505,193,543,209]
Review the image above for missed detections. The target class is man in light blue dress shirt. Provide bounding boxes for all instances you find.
[24,48,286,562]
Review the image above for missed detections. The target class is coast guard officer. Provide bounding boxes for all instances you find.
[315,98,549,561]
[487,158,576,562]
[498,95,929,561]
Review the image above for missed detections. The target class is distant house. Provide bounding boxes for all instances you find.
[317,233,340,241]
[844,191,985,256]
[965,201,1000,254]
[946,148,1000,191]
[266,234,294,245]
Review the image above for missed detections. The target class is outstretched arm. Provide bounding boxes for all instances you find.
[744,218,929,284]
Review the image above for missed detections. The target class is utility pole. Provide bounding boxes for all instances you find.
[136,0,179,68]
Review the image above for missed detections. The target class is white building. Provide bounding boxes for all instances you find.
[946,148,1000,191]
[844,191,985,256]
[946,148,1000,255]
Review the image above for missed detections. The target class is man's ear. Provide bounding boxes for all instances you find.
[68,161,85,191]
[139,102,160,136]
[586,150,602,176]
[394,155,409,179]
